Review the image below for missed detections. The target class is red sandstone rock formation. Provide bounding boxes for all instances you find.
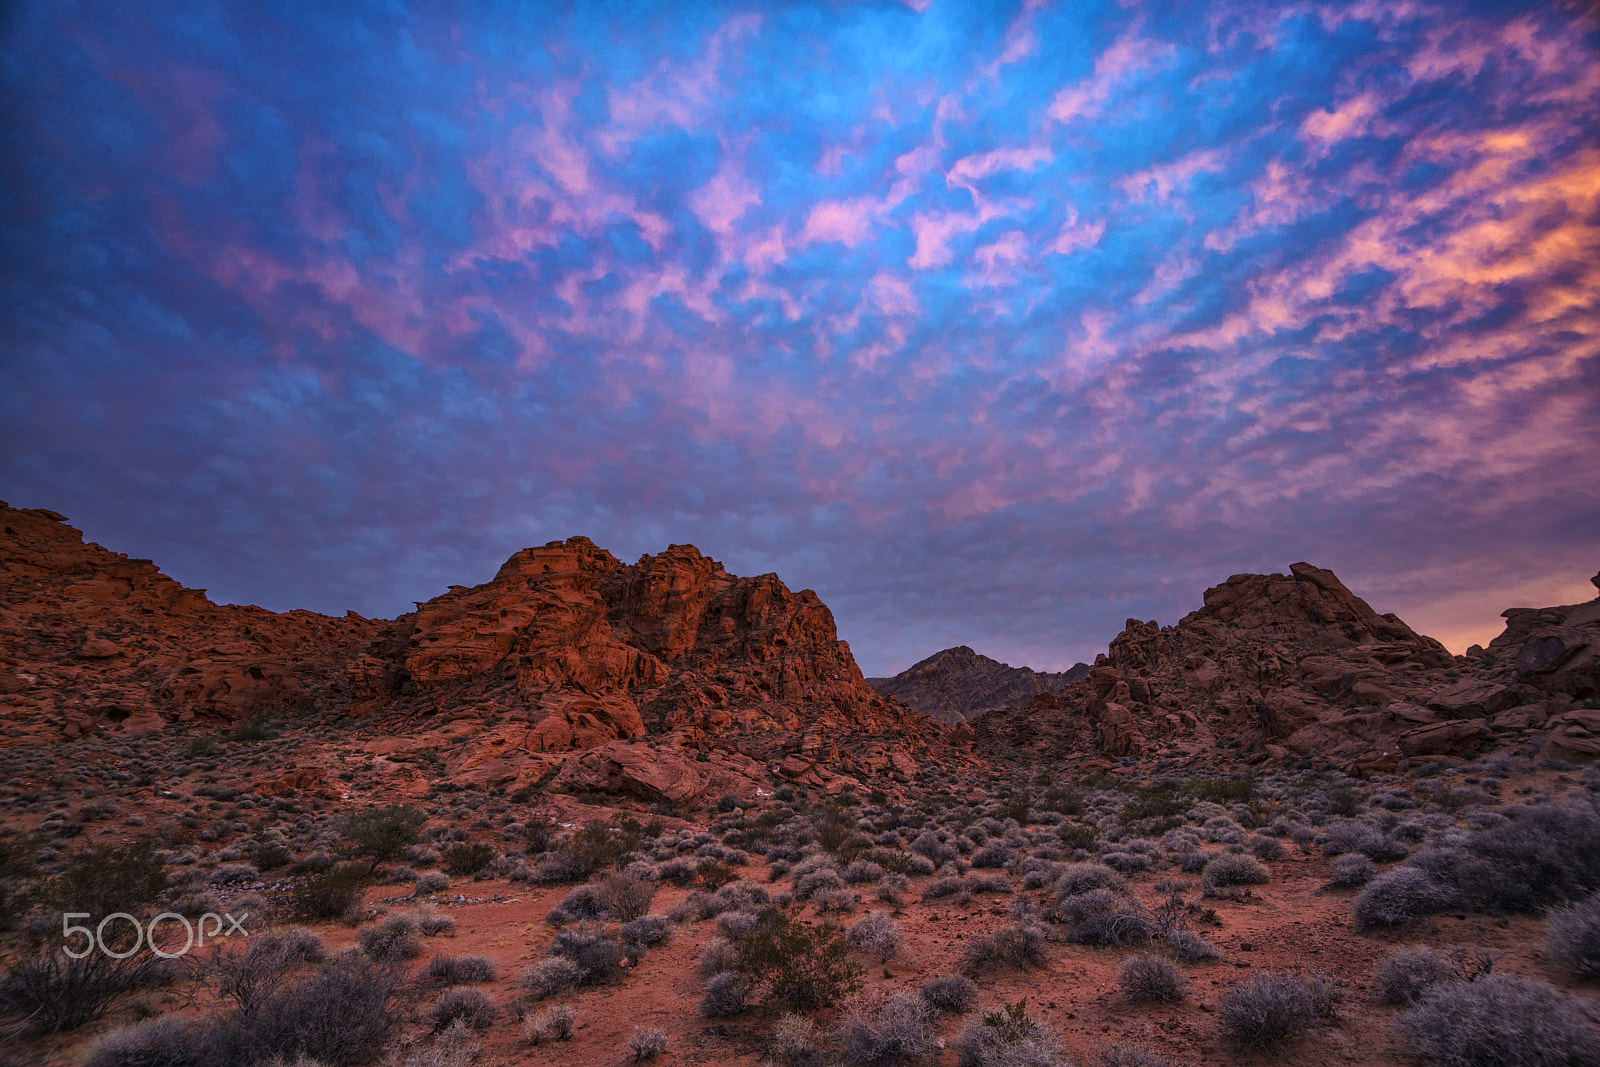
[977,562,1595,774]
[0,503,951,799]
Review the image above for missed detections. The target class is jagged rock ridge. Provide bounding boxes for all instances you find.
[978,562,1600,773]
[867,645,1088,723]
[0,503,953,801]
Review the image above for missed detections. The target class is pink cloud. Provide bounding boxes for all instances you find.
[1050,208,1105,255]
[969,230,1029,287]
[799,197,879,247]
[1117,147,1229,204]
[599,12,762,152]
[1047,32,1175,125]
[946,144,1052,194]
[1300,91,1386,147]
[867,272,918,317]
[689,158,761,236]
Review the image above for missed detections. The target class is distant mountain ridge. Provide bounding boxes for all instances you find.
[867,645,1090,723]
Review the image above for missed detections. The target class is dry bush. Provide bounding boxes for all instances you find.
[523,1003,576,1045]
[429,986,497,1032]
[1325,853,1376,889]
[958,921,1047,976]
[1546,891,1600,978]
[358,914,423,962]
[771,1012,822,1067]
[954,998,1062,1067]
[628,1025,669,1060]
[425,954,497,983]
[1199,853,1269,897]
[919,973,978,1014]
[846,911,903,963]
[1396,974,1600,1067]
[1353,868,1456,929]
[1217,971,1339,1050]
[837,991,936,1066]
[701,971,749,1017]
[519,957,581,1000]
[1118,954,1183,1003]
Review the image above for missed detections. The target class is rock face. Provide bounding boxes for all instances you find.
[977,562,1597,772]
[0,503,378,745]
[353,537,947,791]
[868,646,1089,723]
[0,502,948,797]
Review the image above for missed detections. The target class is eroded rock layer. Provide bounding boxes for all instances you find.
[0,503,949,799]
[978,562,1600,774]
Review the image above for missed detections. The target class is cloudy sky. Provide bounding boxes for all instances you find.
[3,1,1597,675]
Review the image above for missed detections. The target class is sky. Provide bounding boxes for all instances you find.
[2,1,1597,676]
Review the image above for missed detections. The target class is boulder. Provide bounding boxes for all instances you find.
[1398,719,1493,758]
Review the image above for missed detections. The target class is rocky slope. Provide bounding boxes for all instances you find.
[0,502,953,802]
[867,645,1088,723]
[977,562,1600,774]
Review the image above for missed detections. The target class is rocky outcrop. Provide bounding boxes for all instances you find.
[1477,570,1600,703]
[0,503,378,744]
[976,562,1598,773]
[0,502,952,792]
[354,538,949,786]
[867,645,1089,723]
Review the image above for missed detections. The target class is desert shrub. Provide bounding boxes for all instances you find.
[1372,947,1461,1006]
[922,876,965,901]
[344,804,427,865]
[520,957,582,1000]
[628,1025,668,1060]
[954,998,1062,1067]
[209,954,403,1065]
[621,914,674,948]
[211,862,260,885]
[1396,974,1600,1067]
[524,1003,576,1045]
[1326,853,1377,889]
[919,973,978,1014]
[729,904,863,1012]
[772,1012,823,1067]
[420,913,456,937]
[1056,889,1152,947]
[290,861,370,919]
[1164,929,1221,962]
[958,920,1048,976]
[795,867,846,900]
[1217,971,1338,1050]
[0,944,173,1035]
[49,839,168,918]
[699,937,740,979]
[1200,853,1269,896]
[910,831,958,866]
[1461,798,1600,911]
[213,929,326,1013]
[1097,1042,1181,1067]
[82,1015,208,1067]
[426,954,497,983]
[414,871,451,895]
[358,914,423,962]
[547,882,607,925]
[815,887,859,914]
[540,822,642,883]
[1119,954,1183,1003]
[441,841,495,876]
[971,844,1017,869]
[1247,834,1285,861]
[1546,891,1600,978]
[717,910,758,939]
[844,860,886,884]
[547,927,625,985]
[702,970,749,1016]
[430,986,497,1032]
[1353,867,1456,930]
[657,857,698,886]
[1054,862,1126,899]
[847,911,903,962]
[838,991,936,1066]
